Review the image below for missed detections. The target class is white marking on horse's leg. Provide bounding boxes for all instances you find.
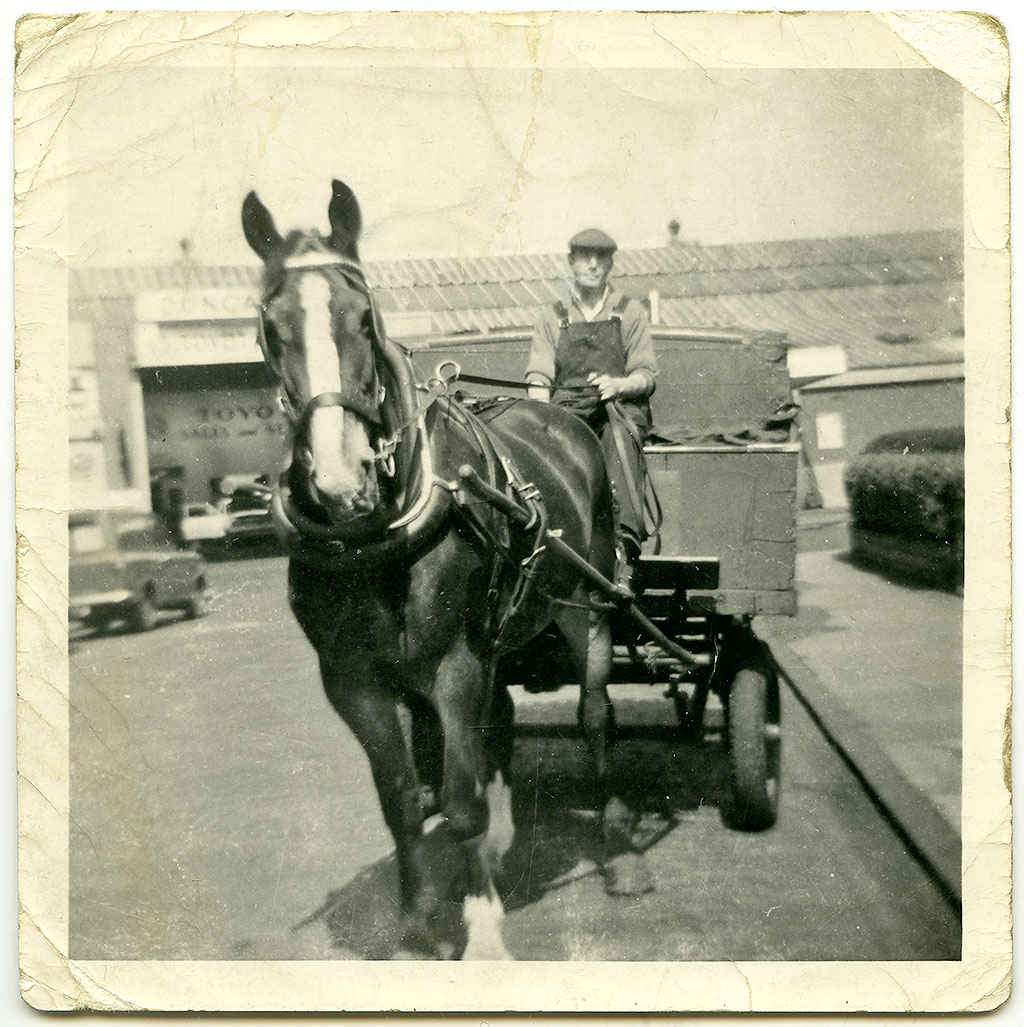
[300,274,348,488]
[484,770,515,872]
[461,891,511,960]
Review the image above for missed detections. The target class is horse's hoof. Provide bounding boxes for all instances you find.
[461,938,513,960]
[461,892,512,959]
[603,851,655,896]
[391,947,437,960]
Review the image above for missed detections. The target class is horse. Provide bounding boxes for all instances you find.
[242,180,652,959]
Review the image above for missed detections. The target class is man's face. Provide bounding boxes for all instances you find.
[569,248,614,292]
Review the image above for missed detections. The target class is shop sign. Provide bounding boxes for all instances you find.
[136,288,257,323]
[134,322,263,367]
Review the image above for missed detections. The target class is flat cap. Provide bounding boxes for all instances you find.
[569,228,617,253]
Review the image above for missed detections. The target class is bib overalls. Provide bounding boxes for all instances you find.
[549,297,651,549]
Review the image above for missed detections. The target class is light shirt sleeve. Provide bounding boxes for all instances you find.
[526,305,559,385]
[620,298,658,395]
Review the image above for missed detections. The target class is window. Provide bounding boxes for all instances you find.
[815,411,847,451]
[116,516,170,551]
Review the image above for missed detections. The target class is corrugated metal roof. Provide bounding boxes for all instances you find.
[70,229,961,299]
[658,281,962,370]
[69,229,963,373]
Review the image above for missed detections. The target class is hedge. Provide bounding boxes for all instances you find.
[862,426,964,456]
[844,436,964,543]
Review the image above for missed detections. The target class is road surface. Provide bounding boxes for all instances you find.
[69,551,960,961]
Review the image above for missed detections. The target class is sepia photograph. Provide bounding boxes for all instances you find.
[14,9,1011,1013]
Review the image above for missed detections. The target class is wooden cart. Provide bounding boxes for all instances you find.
[417,327,799,831]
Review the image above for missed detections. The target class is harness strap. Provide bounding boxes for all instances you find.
[441,399,550,649]
[375,369,458,466]
[296,388,382,428]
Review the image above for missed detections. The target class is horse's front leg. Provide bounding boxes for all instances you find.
[432,638,513,960]
[319,656,440,957]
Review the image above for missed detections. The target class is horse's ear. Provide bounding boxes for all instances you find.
[242,191,283,262]
[328,179,362,261]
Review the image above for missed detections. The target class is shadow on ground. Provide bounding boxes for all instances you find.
[299,726,731,958]
[834,550,961,594]
[200,536,285,561]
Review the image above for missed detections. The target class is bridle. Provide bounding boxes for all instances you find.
[255,244,461,549]
[254,249,396,474]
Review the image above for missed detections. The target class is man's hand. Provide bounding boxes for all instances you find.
[587,372,624,400]
[588,371,652,401]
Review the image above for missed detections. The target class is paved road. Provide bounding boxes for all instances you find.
[69,552,959,961]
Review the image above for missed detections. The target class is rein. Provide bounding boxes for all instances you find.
[438,370,602,394]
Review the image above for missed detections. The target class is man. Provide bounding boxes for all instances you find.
[526,228,657,587]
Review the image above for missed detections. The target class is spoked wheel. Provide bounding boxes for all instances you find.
[723,642,781,831]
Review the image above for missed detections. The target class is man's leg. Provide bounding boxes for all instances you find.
[597,415,647,591]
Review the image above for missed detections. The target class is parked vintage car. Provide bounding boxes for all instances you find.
[178,501,230,544]
[69,510,210,633]
[224,481,276,542]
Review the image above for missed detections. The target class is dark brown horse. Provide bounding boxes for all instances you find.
[242,180,650,958]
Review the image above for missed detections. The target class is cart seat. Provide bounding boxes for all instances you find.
[636,555,719,592]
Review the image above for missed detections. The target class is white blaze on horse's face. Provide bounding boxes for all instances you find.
[300,273,378,518]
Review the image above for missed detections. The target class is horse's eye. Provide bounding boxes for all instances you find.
[361,310,374,337]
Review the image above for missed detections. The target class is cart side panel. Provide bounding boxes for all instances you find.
[651,338,790,433]
[646,447,797,600]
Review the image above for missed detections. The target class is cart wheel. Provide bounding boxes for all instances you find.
[724,652,780,831]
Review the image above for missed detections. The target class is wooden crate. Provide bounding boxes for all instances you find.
[645,443,798,616]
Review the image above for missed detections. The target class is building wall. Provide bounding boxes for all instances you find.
[141,368,288,501]
[798,376,965,507]
[70,296,150,507]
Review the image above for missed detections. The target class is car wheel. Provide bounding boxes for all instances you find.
[83,611,112,632]
[127,587,159,633]
[186,580,210,620]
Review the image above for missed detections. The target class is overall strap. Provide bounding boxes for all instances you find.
[553,300,570,330]
[611,294,630,319]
